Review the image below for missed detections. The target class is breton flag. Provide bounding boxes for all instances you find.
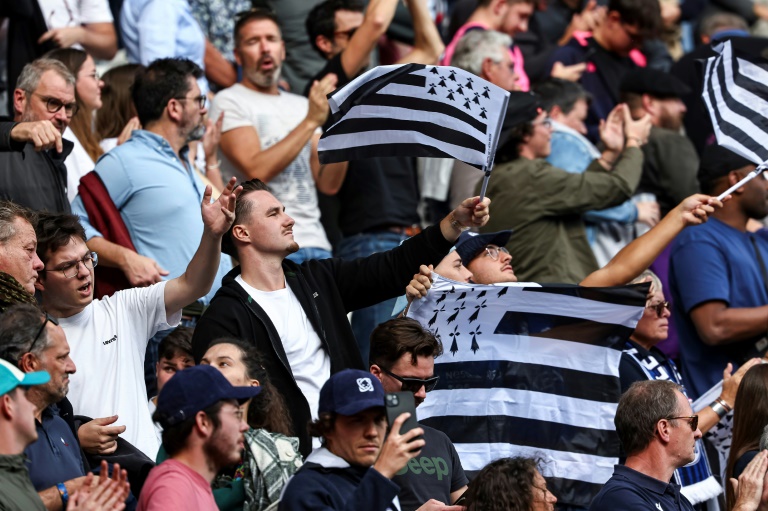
[702,38,768,164]
[407,276,647,508]
[318,64,510,169]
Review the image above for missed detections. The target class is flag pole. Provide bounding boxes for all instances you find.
[479,92,511,202]
[716,163,767,201]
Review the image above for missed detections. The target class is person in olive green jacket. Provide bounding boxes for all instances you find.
[478,91,652,283]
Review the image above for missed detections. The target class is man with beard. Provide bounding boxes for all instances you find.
[33,178,240,460]
[589,380,702,511]
[140,364,259,510]
[621,67,699,217]
[210,8,346,264]
[670,145,768,399]
[0,59,75,212]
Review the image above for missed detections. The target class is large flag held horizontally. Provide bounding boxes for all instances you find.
[407,276,647,508]
[317,64,510,170]
[702,38,768,164]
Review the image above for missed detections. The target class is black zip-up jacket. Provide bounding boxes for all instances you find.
[192,225,453,456]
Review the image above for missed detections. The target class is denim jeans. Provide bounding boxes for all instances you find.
[336,231,409,364]
[286,246,333,264]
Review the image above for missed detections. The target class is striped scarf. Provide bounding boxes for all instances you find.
[0,272,37,312]
[623,342,722,505]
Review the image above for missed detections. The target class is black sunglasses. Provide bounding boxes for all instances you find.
[30,313,59,353]
[667,415,698,431]
[647,301,671,318]
[380,367,439,393]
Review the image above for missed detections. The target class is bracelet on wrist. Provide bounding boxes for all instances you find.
[207,159,222,170]
[710,400,728,419]
[627,136,644,145]
[57,482,69,508]
[449,213,470,233]
[715,397,733,412]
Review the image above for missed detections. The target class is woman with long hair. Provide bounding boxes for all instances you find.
[463,457,557,511]
[726,364,768,510]
[45,48,104,202]
[95,63,143,153]
[201,337,301,511]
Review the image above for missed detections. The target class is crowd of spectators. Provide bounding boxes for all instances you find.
[2,0,768,510]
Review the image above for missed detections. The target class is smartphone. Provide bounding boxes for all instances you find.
[385,392,421,440]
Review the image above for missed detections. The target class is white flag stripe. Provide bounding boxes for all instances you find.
[419,388,619,430]
[719,45,768,142]
[737,57,768,96]
[320,129,487,165]
[453,443,616,484]
[327,64,403,114]
[408,282,644,330]
[702,56,763,163]
[334,103,487,142]
[426,332,622,376]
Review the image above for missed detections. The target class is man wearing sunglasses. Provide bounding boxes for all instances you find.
[370,317,468,511]
[0,58,75,213]
[590,379,701,511]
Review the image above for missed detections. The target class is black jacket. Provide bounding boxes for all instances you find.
[0,121,72,212]
[192,225,453,455]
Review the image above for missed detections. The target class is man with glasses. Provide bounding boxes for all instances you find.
[140,364,259,510]
[369,317,468,511]
[32,173,239,459]
[0,58,76,212]
[590,379,701,510]
[547,0,662,143]
[210,8,345,265]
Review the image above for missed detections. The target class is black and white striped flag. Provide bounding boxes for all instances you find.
[703,38,768,164]
[318,64,510,169]
[406,276,647,508]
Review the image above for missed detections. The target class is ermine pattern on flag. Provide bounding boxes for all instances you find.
[406,276,647,508]
[318,63,509,169]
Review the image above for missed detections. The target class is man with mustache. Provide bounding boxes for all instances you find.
[0,58,75,213]
[210,8,346,265]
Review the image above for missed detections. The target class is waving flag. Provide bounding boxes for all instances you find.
[407,276,646,508]
[702,38,768,164]
[318,64,510,169]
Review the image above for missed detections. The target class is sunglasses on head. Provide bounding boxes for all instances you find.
[380,367,439,393]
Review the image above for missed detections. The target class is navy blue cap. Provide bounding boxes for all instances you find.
[154,364,262,427]
[455,230,513,266]
[318,369,385,416]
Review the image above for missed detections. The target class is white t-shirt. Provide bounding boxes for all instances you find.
[59,281,181,460]
[210,84,331,251]
[38,0,113,31]
[63,127,95,203]
[235,275,330,422]
[147,398,163,450]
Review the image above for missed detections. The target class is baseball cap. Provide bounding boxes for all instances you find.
[620,68,691,98]
[0,358,49,395]
[318,369,385,416]
[454,230,513,266]
[154,364,262,428]
[496,92,543,149]
[698,143,756,188]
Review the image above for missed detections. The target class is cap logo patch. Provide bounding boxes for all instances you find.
[357,378,374,393]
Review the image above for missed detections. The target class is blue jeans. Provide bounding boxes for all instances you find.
[336,231,408,364]
[286,246,333,264]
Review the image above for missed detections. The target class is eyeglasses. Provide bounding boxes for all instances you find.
[30,313,59,353]
[173,95,207,109]
[42,252,98,279]
[484,245,510,261]
[533,117,553,129]
[380,367,439,393]
[222,408,245,422]
[334,27,358,40]
[667,415,698,431]
[647,301,671,318]
[83,71,100,81]
[31,93,78,117]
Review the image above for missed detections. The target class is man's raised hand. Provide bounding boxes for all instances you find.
[201,177,242,238]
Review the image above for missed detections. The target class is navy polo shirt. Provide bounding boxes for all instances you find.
[589,465,695,511]
[24,405,85,490]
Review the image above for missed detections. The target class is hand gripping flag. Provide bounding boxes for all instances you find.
[318,64,510,171]
[406,276,647,508]
[703,38,768,198]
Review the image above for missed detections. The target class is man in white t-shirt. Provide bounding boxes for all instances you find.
[210,8,347,264]
[36,0,117,59]
[33,179,241,459]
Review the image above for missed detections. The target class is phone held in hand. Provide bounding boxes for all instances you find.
[385,392,422,441]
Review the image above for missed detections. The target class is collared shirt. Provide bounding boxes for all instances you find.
[71,130,231,304]
[589,464,695,511]
[24,405,85,491]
